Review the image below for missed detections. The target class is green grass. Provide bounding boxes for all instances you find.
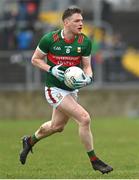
[0,117,139,179]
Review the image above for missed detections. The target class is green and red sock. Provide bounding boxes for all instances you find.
[87,150,98,162]
[29,134,39,146]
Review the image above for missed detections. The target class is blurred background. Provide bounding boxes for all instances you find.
[0,0,139,119]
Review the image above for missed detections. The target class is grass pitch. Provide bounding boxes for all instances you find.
[0,117,139,179]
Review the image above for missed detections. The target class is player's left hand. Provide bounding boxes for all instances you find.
[73,75,93,89]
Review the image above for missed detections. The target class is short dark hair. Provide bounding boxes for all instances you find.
[62,6,82,21]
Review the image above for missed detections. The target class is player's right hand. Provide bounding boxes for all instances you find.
[49,64,64,81]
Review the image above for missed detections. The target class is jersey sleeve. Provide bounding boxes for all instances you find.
[82,37,92,57]
[37,32,52,54]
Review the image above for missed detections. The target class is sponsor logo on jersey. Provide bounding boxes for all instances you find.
[47,52,81,67]
[77,47,81,53]
[53,46,61,51]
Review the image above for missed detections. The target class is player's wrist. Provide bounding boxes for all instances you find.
[86,75,93,85]
[48,66,53,73]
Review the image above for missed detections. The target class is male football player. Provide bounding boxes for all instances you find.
[19,6,113,174]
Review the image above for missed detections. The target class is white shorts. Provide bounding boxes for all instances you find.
[45,86,78,108]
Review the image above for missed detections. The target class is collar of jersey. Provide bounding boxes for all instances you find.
[61,29,76,44]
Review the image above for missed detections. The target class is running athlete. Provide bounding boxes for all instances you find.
[19,6,113,174]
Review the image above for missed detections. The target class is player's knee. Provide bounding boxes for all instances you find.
[80,112,91,126]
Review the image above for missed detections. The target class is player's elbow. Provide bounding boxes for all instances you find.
[31,57,37,66]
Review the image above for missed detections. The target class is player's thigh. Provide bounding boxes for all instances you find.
[57,94,90,124]
[51,108,69,128]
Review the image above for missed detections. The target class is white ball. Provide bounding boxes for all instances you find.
[64,66,86,89]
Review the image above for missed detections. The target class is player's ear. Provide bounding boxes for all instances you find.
[63,18,70,26]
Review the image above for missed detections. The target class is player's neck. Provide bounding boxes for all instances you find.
[62,29,75,40]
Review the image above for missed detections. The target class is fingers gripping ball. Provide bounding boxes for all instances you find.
[64,66,86,89]
[49,64,64,81]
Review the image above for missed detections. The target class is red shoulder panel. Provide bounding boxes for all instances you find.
[78,34,84,44]
[53,33,60,42]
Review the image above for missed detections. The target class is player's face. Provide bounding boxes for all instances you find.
[65,13,83,35]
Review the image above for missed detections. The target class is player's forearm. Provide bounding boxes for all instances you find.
[82,56,93,78]
[31,58,50,72]
[83,66,93,77]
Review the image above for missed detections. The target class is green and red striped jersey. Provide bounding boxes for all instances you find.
[37,29,92,90]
